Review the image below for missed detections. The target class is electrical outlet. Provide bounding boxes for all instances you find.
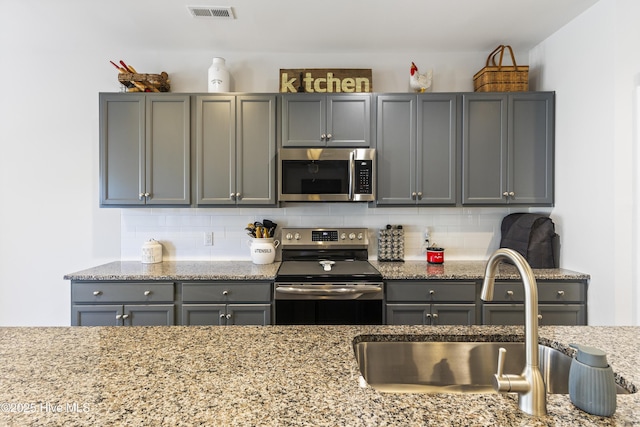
[203,232,214,246]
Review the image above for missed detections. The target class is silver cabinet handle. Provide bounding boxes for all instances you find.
[93,291,102,296]
[236,193,241,199]
[222,290,229,296]
[321,133,326,140]
[326,133,332,139]
[537,314,543,320]
[139,193,145,200]
[425,313,431,318]
[411,192,417,199]
[432,313,439,319]
[226,314,232,320]
[230,193,236,199]
[506,290,514,296]
[508,191,515,197]
[429,289,435,295]
[144,290,151,296]
[557,290,565,296]
[219,314,226,319]
[417,192,423,199]
[503,192,509,197]
[116,314,122,320]
[122,314,129,319]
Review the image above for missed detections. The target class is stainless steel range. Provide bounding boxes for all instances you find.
[274,227,384,325]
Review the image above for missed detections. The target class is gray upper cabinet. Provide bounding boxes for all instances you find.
[195,95,276,205]
[376,94,457,205]
[99,93,191,206]
[462,92,554,205]
[281,94,371,147]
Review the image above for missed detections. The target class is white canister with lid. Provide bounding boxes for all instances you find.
[142,239,163,264]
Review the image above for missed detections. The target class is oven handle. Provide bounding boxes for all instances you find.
[275,284,382,296]
[348,150,355,201]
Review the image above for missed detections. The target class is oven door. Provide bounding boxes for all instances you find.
[274,281,384,325]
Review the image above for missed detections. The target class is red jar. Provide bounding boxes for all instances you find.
[426,248,444,264]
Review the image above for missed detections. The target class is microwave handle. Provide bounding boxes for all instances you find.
[348,150,355,200]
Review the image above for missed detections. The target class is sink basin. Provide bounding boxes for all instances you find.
[354,340,631,395]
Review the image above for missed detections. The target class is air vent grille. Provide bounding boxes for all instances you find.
[188,6,235,19]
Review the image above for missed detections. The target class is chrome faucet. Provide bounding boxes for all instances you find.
[481,248,547,416]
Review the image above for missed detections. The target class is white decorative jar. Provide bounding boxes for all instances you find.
[141,239,163,264]
[247,238,280,265]
[208,57,230,92]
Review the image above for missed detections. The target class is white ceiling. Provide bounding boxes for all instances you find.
[97,0,599,53]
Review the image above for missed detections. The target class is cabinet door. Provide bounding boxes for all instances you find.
[432,304,477,325]
[281,94,325,146]
[327,94,371,147]
[125,304,175,326]
[386,304,429,325]
[462,94,508,204]
[99,94,145,206]
[538,304,586,326]
[227,304,272,325]
[237,95,277,205]
[195,96,236,205]
[71,304,123,326]
[145,95,191,205]
[416,94,457,205]
[181,304,226,326]
[508,93,554,204]
[375,95,416,205]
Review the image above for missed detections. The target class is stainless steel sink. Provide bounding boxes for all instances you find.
[353,340,631,395]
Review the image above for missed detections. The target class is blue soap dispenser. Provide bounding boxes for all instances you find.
[568,343,617,417]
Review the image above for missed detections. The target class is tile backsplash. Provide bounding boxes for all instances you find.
[121,204,550,262]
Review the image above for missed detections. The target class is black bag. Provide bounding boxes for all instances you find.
[499,213,559,268]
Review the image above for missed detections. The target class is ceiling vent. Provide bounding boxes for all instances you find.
[187,6,235,19]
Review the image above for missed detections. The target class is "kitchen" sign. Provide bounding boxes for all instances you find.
[280,68,372,93]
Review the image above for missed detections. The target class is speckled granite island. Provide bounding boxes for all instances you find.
[0,325,637,426]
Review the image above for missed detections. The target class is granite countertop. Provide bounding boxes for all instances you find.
[64,260,589,282]
[0,325,637,426]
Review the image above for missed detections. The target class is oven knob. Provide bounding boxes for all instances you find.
[357,232,364,240]
[294,232,301,240]
[285,233,293,240]
[340,233,346,240]
[349,233,356,240]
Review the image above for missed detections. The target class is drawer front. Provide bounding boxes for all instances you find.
[491,281,585,303]
[386,281,476,302]
[72,282,174,303]
[182,282,272,302]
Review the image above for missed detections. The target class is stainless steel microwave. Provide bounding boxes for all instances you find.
[278,148,376,202]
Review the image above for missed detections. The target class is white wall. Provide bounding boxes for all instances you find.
[529,0,639,325]
[0,0,635,326]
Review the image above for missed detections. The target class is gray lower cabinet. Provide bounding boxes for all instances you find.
[194,95,277,205]
[481,280,587,325]
[180,281,272,325]
[376,94,457,205]
[99,93,191,206]
[281,93,371,147]
[385,281,478,325]
[462,92,554,205]
[71,282,175,326]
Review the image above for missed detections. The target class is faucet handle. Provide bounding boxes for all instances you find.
[493,347,512,392]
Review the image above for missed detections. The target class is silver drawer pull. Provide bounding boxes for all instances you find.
[93,291,102,296]
[226,314,232,320]
[219,314,226,319]
[537,314,543,320]
[557,290,565,296]
[222,290,229,296]
[144,290,152,296]
[506,290,514,296]
[429,290,435,295]
[122,314,129,319]
[116,314,122,320]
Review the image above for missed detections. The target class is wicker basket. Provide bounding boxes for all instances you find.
[473,45,528,92]
[118,71,170,92]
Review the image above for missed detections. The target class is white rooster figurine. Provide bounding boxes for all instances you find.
[410,62,432,92]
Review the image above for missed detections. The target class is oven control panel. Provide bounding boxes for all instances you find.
[281,228,369,246]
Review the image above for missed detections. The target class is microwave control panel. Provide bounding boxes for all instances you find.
[355,160,373,194]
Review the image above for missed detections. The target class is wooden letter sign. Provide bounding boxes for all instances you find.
[280,68,373,93]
